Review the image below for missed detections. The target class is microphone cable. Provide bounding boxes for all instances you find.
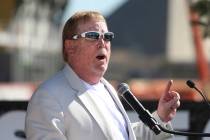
[158,123,210,137]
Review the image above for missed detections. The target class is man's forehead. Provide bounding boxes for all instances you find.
[77,20,108,32]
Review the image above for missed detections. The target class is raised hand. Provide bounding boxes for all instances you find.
[157,80,180,122]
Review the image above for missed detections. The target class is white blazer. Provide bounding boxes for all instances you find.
[25,64,173,140]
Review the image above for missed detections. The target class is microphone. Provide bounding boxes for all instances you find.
[117,82,210,137]
[186,80,195,88]
[117,83,161,135]
[186,80,210,108]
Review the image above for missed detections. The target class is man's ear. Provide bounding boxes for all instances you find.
[64,40,75,54]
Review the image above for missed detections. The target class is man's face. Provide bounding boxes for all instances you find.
[65,20,111,84]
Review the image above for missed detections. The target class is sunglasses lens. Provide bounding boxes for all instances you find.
[85,32,100,40]
[104,32,114,41]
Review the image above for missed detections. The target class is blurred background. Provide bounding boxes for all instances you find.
[0,0,210,140]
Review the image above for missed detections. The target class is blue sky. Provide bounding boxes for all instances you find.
[62,0,128,23]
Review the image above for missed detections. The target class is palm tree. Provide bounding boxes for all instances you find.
[191,0,210,38]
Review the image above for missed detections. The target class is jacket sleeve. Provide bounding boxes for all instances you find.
[25,89,67,140]
[131,111,173,140]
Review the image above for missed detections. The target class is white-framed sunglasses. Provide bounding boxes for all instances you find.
[72,31,114,41]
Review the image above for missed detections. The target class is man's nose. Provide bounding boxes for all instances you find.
[97,36,106,48]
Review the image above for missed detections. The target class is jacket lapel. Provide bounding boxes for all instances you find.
[62,64,112,139]
[101,79,136,140]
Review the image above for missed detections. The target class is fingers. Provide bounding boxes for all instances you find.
[162,80,173,101]
[164,80,173,94]
[167,91,180,109]
[170,91,180,100]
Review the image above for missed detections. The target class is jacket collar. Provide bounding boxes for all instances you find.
[62,63,87,93]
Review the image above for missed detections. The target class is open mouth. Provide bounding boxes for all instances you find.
[96,54,106,60]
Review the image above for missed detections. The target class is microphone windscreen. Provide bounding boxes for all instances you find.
[186,80,195,88]
[117,83,129,95]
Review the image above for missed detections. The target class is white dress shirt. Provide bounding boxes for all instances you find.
[83,80,129,140]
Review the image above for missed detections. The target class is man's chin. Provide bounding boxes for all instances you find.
[95,67,107,77]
